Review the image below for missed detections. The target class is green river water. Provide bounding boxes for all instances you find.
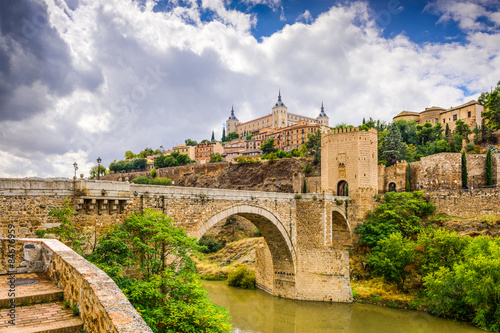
[203,281,484,333]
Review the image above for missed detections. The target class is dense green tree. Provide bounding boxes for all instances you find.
[304,129,322,164]
[139,148,154,158]
[154,152,193,168]
[221,127,226,142]
[479,81,500,131]
[486,149,493,186]
[226,131,239,141]
[209,153,223,163]
[424,236,500,332]
[366,233,417,291]
[416,122,434,145]
[89,165,107,179]
[462,151,468,188]
[185,139,198,146]
[109,158,147,172]
[382,123,406,165]
[355,191,436,248]
[260,138,278,154]
[125,151,136,159]
[211,130,215,142]
[394,120,418,146]
[246,134,253,140]
[445,123,450,138]
[454,120,471,141]
[88,209,232,333]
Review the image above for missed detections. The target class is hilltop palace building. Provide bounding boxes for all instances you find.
[226,91,330,139]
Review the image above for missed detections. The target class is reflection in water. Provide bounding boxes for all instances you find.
[203,281,483,333]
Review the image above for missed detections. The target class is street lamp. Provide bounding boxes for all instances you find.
[73,162,78,180]
[315,180,318,193]
[97,157,102,180]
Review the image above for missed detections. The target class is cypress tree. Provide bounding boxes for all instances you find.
[302,179,307,194]
[406,162,411,192]
[486,149,493,186]
[462,151,468,188]
[211,130,215,141]
[445,123,450,138]
[222,127,226,142]
[383,122,406,165]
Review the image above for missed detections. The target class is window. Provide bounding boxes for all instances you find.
[453,114,457,121]
[468,111,471,117]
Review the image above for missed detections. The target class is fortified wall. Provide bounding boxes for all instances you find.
[378,153,500,193]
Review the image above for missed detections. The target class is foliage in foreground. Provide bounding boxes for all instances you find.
[87,209,232,333]
[424,236,500,332]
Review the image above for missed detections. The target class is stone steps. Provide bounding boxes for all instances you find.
[0,274,83,333]
[0,273,63,308]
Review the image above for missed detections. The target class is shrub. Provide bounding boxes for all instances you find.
[198,235,223,254]
[227,266,255,289]
[150,168,156,178]
[131,175,149,184]
[149,177,172,186]
[355,191,435,248]
[131,176,172,186]
[294,194,302,199]
[302,162,313,175]
[464,142,475,152]
[236,156,259,164]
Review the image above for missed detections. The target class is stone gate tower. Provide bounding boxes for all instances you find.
[321,127,378,226]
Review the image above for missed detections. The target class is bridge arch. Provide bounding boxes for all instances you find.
[331,206,351,248]
[198,204,296,298]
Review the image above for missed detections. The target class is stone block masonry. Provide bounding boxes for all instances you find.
[0,178,353,303]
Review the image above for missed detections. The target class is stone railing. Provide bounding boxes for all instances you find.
[0,238,153,333]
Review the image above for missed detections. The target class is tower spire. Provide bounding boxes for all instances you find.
[228,105,238,120]
[275,89,285,107]
[318,102,327,117]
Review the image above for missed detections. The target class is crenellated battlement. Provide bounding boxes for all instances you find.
[322,126,377,137]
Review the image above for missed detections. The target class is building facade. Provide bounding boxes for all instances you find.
[226,92,330,139]
[195,142,224,164]
[173,144,196,161]
[393,100,484,131]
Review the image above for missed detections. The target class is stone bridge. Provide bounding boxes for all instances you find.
[0,179,353,302]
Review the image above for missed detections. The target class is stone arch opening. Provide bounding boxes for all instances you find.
[388,182,396,192]
[337,180,348,196]
[332,209,351,248]
[199,205,296,299]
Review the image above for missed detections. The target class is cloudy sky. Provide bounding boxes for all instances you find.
[0,0,499,178]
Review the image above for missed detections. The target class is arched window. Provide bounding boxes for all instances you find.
[388,182,396,192]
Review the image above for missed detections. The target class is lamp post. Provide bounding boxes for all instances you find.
[97,157,102,180]
[472,175,475,190]
[73,162,78,180]
[315,180,318,193]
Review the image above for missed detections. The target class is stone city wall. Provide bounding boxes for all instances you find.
[426,188,500,218]
[0,238,153,333]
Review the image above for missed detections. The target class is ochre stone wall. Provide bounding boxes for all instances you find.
[409,153,499,191]
[426,188,500,217]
